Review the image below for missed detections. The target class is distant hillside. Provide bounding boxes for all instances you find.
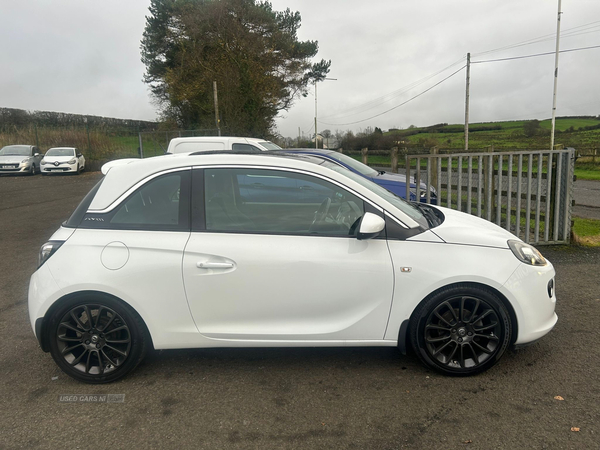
[386,116,600,150]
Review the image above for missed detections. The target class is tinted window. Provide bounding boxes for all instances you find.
[231,143,261,152]
[80,170,190,231]
[111,173,182,225]
[204,168,364,236]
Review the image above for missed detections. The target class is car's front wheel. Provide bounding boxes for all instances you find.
[409,285,512,376]
[47,295,148,383]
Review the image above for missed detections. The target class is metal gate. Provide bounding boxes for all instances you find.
[405,149,575,245]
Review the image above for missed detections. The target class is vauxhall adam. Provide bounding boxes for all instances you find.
[28,152,557,383]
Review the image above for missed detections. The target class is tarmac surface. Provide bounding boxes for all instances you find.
[573,179,600,220]
[1,171,599,449]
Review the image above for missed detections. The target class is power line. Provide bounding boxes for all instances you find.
[472,19,600,57]
[319,56,466,121]
[319,65,466,127]
[472,44,600,64]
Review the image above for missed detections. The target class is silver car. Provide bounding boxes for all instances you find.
[0,145,43,175]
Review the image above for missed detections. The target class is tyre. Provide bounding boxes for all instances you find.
[75,164,80,175]
[47,294,148,383]
[29,164,36,175]
[409,285,512,376]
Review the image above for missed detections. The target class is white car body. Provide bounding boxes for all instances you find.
[167,136,281,154]
[41,147,85,174]
[28,153,557,381]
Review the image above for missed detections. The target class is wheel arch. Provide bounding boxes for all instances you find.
[37,290,154,353]
[398,281,519,354]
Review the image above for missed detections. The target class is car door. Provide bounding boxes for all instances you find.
[182,166,394,341]
[75,169,196,345]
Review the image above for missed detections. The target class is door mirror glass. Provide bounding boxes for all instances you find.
[357,212,385,240]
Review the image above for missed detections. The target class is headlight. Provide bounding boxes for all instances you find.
[21,158,30,164]
[38,241,64,268]
[508,240,547,266]
[68,158,77,164]
[41,159,46,165]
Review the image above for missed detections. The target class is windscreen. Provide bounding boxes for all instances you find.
[0,145,30,156]
[46,148,75,156]
[327,153,379,177]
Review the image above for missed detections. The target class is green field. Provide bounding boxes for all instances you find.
[573,217,600,246]
[387,118,600,151]
[380,117,600,180]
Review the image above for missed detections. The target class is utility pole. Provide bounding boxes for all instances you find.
[314,77,337,149]
[465,53,471,151]
[314,81,318,149]
[550,0,562,150]
[298,127,301,148]
[213,81,221,136]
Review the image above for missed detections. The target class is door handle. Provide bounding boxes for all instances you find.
[196,261,234,269]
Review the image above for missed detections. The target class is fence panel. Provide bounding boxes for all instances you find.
[405,149,575,245]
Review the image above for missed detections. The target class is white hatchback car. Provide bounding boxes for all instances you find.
[28,152,557,383]
[41,147,85,174]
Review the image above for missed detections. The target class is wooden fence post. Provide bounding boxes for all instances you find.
[430,146,438,192]
[361,147,368,165]
[391,147,399,173]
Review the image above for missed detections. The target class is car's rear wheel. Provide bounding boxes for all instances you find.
[47,295,148,383]
[409,285,511,376]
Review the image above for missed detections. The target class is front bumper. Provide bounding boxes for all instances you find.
[503,260,557,345]
[0,163,31,173]
[42,162,78,173]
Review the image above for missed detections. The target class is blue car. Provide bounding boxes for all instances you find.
[278,149,437,204]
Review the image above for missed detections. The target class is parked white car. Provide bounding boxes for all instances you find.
[166,136,281,154]
[28,152,557,383]
[41,147,85,174]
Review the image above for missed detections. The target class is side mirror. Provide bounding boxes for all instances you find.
[34,153,40,157]
[357,212,385,240]
[77,153,82,157]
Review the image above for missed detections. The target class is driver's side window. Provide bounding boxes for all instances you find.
[204,168,364,236]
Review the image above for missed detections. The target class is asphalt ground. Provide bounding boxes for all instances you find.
[573,179,600,220]
[1,171,599,449]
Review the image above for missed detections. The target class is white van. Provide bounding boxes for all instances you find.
[167,136,282,154]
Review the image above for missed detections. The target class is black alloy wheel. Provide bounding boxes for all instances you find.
[48,296,148,383]
[410,286,511,376]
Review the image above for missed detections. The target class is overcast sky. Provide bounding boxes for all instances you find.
[1,0,599,138]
